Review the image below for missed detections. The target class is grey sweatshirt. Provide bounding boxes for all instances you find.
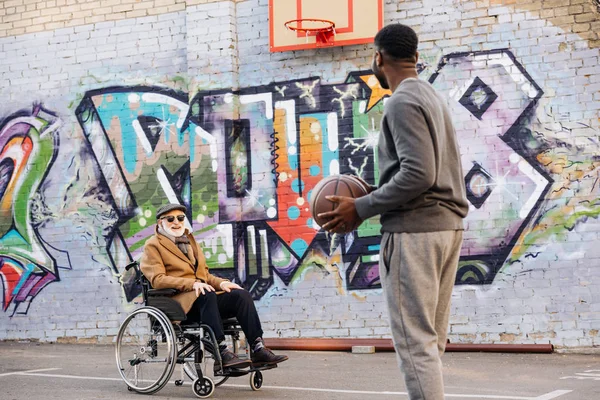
[354,78,468,233]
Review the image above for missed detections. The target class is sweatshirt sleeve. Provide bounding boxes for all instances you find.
[354,99,436,220]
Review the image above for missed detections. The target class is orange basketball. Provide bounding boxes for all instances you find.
[309,175,370,227]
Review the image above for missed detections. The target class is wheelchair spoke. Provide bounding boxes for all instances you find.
[134,363,139,386]
[116,307,176,394]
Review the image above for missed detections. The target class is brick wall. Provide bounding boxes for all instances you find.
[0,0,599,349]
[0,0,237,37]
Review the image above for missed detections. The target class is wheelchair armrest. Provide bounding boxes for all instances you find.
[147,288,179,297]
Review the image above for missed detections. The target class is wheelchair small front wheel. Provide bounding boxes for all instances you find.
[250,370,263,391]
[183,337,228,387]
[192,377,215,398]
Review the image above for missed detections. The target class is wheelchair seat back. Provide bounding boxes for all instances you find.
[125,260,188,322]
[147,291,188,322]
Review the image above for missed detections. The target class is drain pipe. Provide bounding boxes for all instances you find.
[264,338,554,353]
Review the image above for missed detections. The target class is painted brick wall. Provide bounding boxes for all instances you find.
[0,0,239,37]
[1,0,599,350]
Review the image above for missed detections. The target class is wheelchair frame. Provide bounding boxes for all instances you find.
[115,261,276,398]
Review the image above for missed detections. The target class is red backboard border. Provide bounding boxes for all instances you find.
[269,0,383,52]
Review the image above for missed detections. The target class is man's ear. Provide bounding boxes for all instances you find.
[375,50,383,67]
[414,51,419,64]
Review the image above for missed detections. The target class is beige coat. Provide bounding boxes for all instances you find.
[140,227,228,314]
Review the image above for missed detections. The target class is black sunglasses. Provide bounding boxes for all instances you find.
[160,215,186,223]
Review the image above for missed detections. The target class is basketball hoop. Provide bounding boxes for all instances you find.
[284,18,336,47]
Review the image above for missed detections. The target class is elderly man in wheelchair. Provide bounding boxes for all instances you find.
[115,203,287,398]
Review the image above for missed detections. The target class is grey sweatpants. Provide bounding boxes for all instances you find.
[379,230,463,400]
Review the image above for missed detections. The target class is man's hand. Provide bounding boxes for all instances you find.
[220,281,242,292]
[318,196,363,234]
[193,281,215,296]
[353,175,375,194]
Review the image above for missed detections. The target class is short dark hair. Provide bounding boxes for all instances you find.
[374,23,418,60]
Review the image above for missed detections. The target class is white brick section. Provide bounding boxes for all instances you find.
[0,0,599,349]
[187,1,238,89]
[0,10,189,342]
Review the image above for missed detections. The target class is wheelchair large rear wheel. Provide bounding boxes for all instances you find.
[115,307,177,394]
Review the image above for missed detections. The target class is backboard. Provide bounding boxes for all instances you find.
[269,0,383,52]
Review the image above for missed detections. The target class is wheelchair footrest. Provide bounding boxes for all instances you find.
[251,363,278,372]
[219,368,250,378]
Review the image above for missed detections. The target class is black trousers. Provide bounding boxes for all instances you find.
[185,289,264,344]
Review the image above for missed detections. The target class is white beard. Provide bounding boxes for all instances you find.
[162,223,185,238]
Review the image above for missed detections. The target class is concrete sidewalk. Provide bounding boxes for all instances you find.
[0,342,599,399]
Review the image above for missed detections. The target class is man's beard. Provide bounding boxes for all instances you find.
[374,71,389,89]
[371,61,389,89]
[163,223,185,237]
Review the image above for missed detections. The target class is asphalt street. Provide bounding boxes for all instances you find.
[1,342,599,399]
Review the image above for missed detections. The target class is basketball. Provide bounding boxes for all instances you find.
[309,175,371,227]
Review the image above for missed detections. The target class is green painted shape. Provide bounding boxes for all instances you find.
[272,245,292,268]
[351,100,384,185]
[198,230,234,270]
[351,100,384,238]
[11,120,54,266]
[456,260,489,284]
[509,201,600,263]
[289,254,328,285]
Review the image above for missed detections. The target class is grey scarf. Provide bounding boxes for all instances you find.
[158,226,191,257]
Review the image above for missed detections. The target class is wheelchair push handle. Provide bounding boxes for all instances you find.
[125,261,141,282]
[125,260,177,298]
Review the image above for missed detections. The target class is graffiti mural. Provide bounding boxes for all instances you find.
[75,87,210,301]
[0,106,67,315]
[75,77,382,300]
[67,49,552,305]
[0,49,572,315]
[429,49,553,284]
[187,78,382,294]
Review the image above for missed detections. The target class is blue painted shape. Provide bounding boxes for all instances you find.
[288,206,300,220]
[95,92,187,173]
[291,238,308,258]
[0,228,28,246]
[288,146,298,171]
[291,178,304,193]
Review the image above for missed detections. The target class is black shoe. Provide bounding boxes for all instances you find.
[219,348,251,369]
[251,347,289,365]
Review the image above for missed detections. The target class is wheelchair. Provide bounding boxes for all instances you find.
[115,261,277,398]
